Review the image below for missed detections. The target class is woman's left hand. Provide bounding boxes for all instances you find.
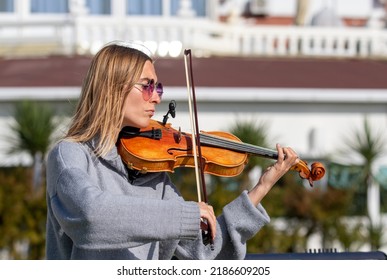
[248,143,299,206]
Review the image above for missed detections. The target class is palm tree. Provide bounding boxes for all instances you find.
[1,100,59,259]
[7,100,58,190]
[343,116,386,250]
[227,118,271,191]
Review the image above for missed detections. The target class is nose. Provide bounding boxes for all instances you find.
[150,90,162,104]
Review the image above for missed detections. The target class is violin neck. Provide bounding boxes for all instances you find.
[200,133,278,160]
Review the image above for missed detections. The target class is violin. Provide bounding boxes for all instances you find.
[117,119,325,187]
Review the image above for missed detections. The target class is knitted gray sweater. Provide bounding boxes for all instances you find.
[45,139,270,259]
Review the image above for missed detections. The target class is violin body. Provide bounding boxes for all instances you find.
[118,119,326,186]
[118,120,249,177]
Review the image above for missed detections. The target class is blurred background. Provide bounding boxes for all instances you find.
[1,0,387,259]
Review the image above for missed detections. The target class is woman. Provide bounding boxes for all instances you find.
[45,41,299,260]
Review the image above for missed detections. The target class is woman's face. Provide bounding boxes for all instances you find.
[122,60,161,129]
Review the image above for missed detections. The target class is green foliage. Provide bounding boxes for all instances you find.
[7,100,60,189]
[0,167,46,259]
[335,221,366,251]
[228,119,272,185]
[228,118,271,169]
[8,100,57,158]
[246,173,364,253]
[249,223,308,253]
[0,100,55,259]
[342,116,386,250]
[367,223,387,251]
[344,117,385,173]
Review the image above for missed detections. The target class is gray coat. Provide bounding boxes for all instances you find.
[45,138,270,259]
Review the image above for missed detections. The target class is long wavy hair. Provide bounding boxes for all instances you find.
[66,42,152,156]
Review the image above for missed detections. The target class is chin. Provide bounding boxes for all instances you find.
[138,118,151,129]
[122,120,147,129]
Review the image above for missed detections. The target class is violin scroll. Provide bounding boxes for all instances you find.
[290,160,326,187]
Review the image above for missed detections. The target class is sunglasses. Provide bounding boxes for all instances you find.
[134,79,163,101]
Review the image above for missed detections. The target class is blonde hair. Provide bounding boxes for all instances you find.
[66,42,153,156]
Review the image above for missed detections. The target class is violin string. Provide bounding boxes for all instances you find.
[200,133,278,160]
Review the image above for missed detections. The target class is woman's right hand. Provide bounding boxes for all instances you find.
[197,201,216,240]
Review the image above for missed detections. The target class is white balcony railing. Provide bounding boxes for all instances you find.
[1,16,387,58]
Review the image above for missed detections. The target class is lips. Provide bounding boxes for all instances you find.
[146,110,155,116]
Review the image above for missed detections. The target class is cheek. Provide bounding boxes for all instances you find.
[122,91,149,128]
[123,96,139,125]
[123,105,136,123]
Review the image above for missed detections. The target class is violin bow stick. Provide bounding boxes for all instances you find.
[183,50,202,202]
[183,49,214,249]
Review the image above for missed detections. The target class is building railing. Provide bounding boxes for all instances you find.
[1,16,387,58]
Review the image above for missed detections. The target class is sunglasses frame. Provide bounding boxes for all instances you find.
[134,79,163,101]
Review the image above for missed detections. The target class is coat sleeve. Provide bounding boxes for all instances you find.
[174,191,270,260]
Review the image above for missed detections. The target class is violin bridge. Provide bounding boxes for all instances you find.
[173,127,182,143]
[178,127,182,143]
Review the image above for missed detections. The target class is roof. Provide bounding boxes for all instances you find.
[1,55,387,89]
